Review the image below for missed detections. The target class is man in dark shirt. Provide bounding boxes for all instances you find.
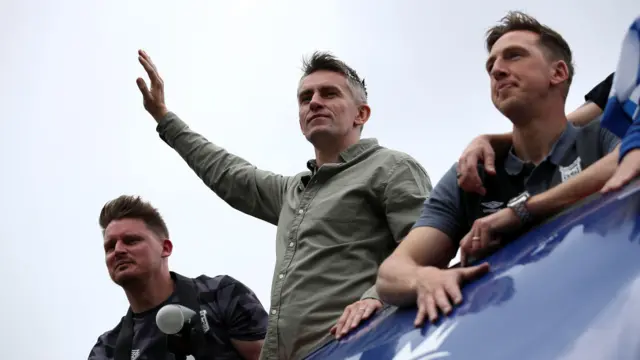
[584,72,614,110]
[88,195,267,360]
[375,11,621,326]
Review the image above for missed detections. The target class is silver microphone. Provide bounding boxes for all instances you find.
[156,304,197,335]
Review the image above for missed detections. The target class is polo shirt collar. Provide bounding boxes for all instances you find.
[504,123,579,176]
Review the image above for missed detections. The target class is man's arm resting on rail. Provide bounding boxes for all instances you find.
[376,226,457,307]
[377,164,463,307]
[156,112,290,225]
[377,164,486,311]
[377,225,490,325]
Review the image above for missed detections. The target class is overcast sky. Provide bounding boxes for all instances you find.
[1,0,638,359]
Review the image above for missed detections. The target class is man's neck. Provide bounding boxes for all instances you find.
[313,134,360,167]
[512,109,567,165]
[124,271,174,314]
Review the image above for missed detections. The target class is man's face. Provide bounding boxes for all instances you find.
[486,30,567,120]
[297,70,367,144]
[103,218,172,286]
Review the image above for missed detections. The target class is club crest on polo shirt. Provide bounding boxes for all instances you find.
[559,157,582,182]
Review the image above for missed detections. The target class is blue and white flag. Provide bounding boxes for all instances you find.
[601,15,640,161]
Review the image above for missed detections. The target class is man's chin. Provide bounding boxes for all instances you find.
[305,127,335,144]
[111,269,143,287]
[497,100,528,122]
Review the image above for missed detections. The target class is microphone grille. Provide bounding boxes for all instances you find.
[156,305,185,334]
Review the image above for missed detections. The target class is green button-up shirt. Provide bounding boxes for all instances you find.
[157,112,432,360]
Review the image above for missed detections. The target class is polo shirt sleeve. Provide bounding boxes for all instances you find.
[215,276,268,341]
[584,72,614,110]
[412,164,467,244]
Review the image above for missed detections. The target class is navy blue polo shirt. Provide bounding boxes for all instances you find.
[413,122,620,245]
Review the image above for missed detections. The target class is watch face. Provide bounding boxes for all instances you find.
[508,196,522,207]
[510,192,530,207]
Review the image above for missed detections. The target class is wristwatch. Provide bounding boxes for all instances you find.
[507,191,533,224]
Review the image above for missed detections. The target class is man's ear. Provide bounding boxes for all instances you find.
[354,104,371,128]
[550,60,569,87]
[161,239,173,258]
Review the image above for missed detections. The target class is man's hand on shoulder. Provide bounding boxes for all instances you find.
[457,134,497,195]
[330,298,383,340]
[136,49,169,122]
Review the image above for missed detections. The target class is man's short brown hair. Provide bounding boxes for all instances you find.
[486,11,574,95]
[301,51,368,104]
[99,195,169,239]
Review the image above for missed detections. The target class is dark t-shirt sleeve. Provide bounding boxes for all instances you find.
[211,276,268,341]
[412,164,468,245]
[584,72,614,110]
[87,330,115,359]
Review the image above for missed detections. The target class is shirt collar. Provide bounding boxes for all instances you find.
[504,122,579,175]
[306,138,379,173]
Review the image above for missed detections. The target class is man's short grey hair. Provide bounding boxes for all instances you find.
[301,51,368,104]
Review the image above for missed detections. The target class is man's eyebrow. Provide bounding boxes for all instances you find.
[297,88,312,99]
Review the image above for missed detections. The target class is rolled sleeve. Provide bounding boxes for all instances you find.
[360,285,380,301]
[412,164,467,245]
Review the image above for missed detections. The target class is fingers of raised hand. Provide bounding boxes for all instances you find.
[136,77,150,98]
[137,51,163,86]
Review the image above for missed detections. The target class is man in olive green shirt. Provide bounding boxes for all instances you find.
[135,49,431,360]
